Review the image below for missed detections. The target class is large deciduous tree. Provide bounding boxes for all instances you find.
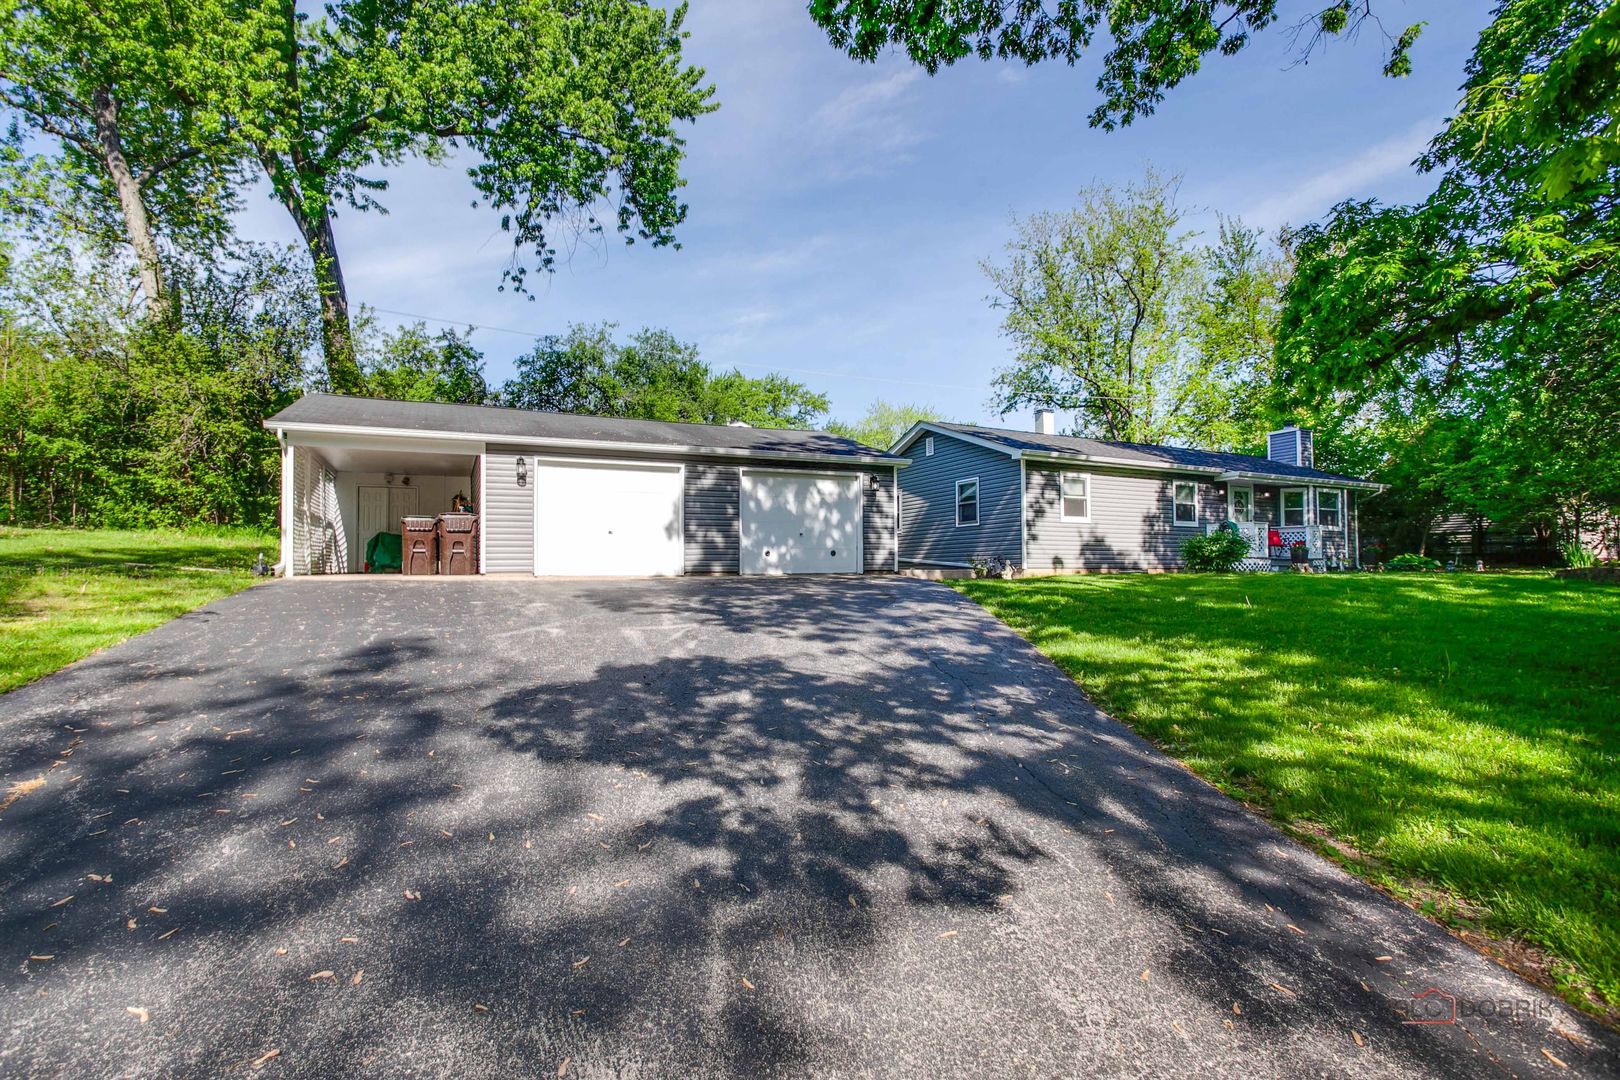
[808,1,1424,128]
[220,0,715,394]
[1276,0,1619,538]
[0,0,244,319]
[500,323,830,428]
[985,172,1287,447]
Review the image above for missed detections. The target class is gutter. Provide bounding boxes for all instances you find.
[264,419,911,469]
[1214,469,1383,492]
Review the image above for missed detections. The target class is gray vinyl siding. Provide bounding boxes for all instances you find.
[895,432,1021,567]
[1024,466,1216,572]
[863,467,898,572]
[482,448,535,573]
[685,463,739,574]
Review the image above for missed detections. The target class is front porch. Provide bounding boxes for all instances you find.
[1213,521,1337,571]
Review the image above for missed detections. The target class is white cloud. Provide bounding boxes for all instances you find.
[1240,119,1437,230]
[809,68,928,178]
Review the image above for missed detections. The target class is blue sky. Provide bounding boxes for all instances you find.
[237,1,1494,431]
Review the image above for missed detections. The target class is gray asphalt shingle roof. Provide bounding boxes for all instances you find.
[936,423,1372,485]
[266,394,904,461]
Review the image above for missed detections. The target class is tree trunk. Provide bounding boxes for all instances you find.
[306,213,363,394]
[262,149,363,394]
[91,85,168,322]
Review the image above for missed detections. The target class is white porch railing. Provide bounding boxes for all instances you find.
[1208,522,1323,563]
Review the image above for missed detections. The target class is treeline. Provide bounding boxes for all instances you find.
[0,241,831,529]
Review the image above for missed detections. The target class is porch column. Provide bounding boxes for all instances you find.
[279,436,294,577]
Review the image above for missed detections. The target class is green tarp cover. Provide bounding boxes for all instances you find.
[366,530,402,572]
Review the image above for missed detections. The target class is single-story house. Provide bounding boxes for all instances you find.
[264,395,906,577]
[891,412,1382,572]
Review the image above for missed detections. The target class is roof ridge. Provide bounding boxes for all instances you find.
[299,392,878,446]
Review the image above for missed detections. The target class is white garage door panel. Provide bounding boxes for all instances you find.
[534,461,684,576]
[741,472,861,575]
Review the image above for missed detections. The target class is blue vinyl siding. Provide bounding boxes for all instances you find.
[895,430,1021,567]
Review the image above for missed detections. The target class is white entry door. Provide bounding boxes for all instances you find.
[533,460,684,576]
[740,471,862,575]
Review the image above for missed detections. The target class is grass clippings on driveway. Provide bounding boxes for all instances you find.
[0,527,272,694]
[955,571,1620,1019]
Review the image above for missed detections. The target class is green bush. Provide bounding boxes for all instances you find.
[1386,553,1443,571]
[1181,529,1252,572]
[1561,540,1598,568]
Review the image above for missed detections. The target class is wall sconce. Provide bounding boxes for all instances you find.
[516,457,528,487]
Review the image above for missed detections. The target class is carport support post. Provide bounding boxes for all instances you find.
[278,432,294,577]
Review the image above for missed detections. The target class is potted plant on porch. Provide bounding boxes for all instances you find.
[1289,539,1309,565]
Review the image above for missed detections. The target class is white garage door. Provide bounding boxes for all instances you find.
[740,471,862,575]
[533,460,684,576]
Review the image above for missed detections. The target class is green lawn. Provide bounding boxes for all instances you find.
[0,527,274,694]
[956,572,1620,1018]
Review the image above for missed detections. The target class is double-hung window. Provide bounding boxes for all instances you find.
[1060,473,1090,521]
[1317,489,1342,528]
[955,478,980,526]
[1281,489,1307,526]
[1173,481,1199,525]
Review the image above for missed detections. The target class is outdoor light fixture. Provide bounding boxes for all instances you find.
[516,457,528,487]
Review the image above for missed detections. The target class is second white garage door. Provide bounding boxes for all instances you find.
[740,471,862,575]
[533,460,684,576]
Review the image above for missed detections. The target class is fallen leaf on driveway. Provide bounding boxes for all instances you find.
[1140,969,1150,983]
[251,1048,280,1068]
[1285,924,1305,935]
[572,956,589,969]
[308,970,335,982]
[1232,1003,1241,1015]
[339,937,358,944]
[614,880,630,888]
[740,977,755,991]
[29,955,54,961]
[148,907,166,914]
[1374,955,1392,962]
[1352,1030,1364,1047]
[351,970,363,986]
[126,1006,149,1023]
[556,1057,571,1076]
[473,1003,490,1013]
[847,894,858,909]
[157,928,179,941]
[938,930,958,939]
[617,938,630,948]
[1269,982,1296,998]
[49,895,74,908]
[1541,1049,1568,1069]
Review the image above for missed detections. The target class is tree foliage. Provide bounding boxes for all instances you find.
[825,399,945,450]
[0,0,246,318]
[499,323,830,428]
[360,323,489,406]
[0,242,312,526]
[1277,0,1619,549]
[808,0,1423,129]
[985,172,1288,448]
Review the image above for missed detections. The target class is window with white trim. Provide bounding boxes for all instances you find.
[1173,481,1198,525]
[1317,489,1342,528]
[1282,488,1306,526]
[1060,473,1090,521]
[955,478,979,526]
[924,436,934,456]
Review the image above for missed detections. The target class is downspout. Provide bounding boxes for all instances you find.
[892,465,899,572]
[1018,457,1028,571]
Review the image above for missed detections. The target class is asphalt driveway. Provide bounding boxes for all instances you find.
[1,577,1614,1078]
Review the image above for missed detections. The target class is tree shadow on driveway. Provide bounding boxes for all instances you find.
[0,577,1614,1078]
